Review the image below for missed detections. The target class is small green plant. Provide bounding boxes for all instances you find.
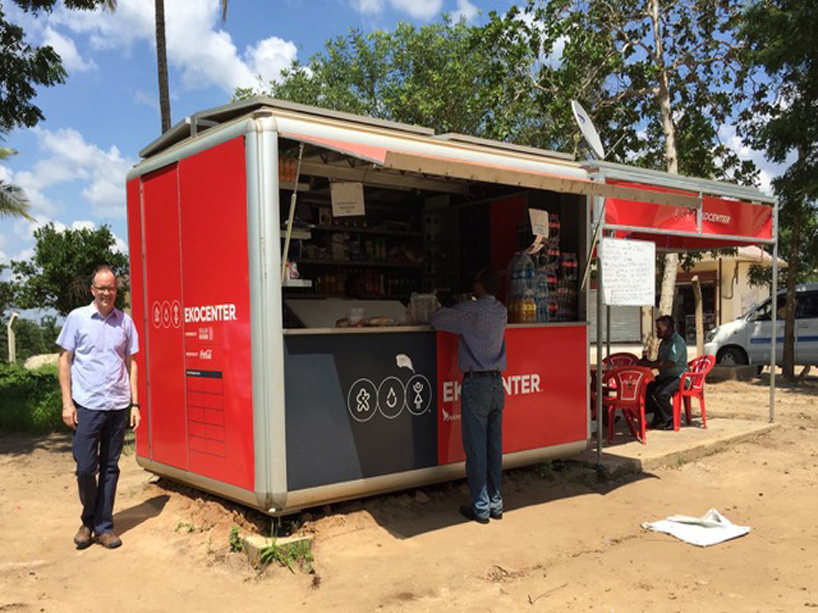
[175,521,196,533]
[259,537,313,573]
[534,460,554,478]
[228,526,242,552]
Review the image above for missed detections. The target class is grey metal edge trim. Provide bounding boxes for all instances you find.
[281,322,588,336]
[245,121,272,510]
[137,456,259,509]
[127,117,255,180]
[246,116,290,511]
[278,440,588,515]
[581,161,775,204]
[602,224,777,245]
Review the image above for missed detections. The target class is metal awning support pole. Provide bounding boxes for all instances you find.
[596,247,604,466]
[595,210,606,467]
[769,200,779,422]
[280,143,305,283]
[606,304,611,359]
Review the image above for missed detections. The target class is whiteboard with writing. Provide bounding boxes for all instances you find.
[600,238,655,306]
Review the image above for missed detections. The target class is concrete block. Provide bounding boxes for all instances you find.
[241,533,313,567]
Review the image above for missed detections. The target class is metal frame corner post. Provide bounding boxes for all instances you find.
[769,199,779,423]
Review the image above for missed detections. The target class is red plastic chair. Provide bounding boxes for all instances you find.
[601,366,655,445]
[590,352,640,415]
[604,352,640,368]
[672,355,715,431]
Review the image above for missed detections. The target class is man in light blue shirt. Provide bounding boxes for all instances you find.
[431,269,507,524]
[57,265,139,550]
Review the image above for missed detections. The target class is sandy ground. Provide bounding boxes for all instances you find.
[1,373,817,613]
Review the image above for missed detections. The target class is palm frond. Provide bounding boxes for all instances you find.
[221,0,228,22]
[0,181,34,221]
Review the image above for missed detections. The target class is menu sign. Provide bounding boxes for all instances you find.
[600,237,655,306]
[330,181,366,217]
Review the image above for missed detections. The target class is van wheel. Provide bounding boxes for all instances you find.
[718,347,747,366]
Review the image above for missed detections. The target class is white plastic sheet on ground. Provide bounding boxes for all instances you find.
[641,508,750,547]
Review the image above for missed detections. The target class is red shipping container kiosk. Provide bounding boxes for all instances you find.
[127,98,777,514]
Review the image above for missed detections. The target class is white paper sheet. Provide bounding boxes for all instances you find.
[641,508,750,547]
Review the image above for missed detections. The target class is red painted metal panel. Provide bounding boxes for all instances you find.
[490,195,526,274]
[178,136,254,490]
[701,195,773,239]
[605,182,698,234]
[140,165,188,470]
[436,325,588,464]
[604,181,775,248]
[126,178,150,459]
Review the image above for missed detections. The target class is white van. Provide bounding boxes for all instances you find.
[704,283,818,368]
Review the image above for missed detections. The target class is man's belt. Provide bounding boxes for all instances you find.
[464,371,501,378]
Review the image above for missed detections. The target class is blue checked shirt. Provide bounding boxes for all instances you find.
[430,295,507,373]
[57,303,139,411]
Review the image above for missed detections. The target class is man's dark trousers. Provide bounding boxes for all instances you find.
[461,373,505,520]
[645,376,682,426]
[73,404,128,535]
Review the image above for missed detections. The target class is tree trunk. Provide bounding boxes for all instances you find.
[782,194,803,381]
[692,275,703,357]
[155,0,172,134]
[649,0,680,320]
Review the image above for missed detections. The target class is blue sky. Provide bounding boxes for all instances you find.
[0,0,782,276]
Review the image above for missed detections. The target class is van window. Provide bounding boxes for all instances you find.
[754,294,790,321]
[796,291,818,319]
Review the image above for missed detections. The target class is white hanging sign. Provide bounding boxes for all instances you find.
[600,237,655,306]
[525,208,550,254]
[330,182,366,217]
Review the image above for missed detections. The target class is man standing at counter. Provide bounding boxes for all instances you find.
[430,269,507,524]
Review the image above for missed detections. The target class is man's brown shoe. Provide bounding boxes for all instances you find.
[73,525,93,549]
[97,532,122,549]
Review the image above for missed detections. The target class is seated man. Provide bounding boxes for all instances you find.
[638,315,687,430]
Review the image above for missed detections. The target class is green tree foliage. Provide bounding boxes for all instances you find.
[236,17,539,143]
[10,223,129,316]
[739,0,818,379]
[2,0,113,218]
[484,1,757,183]
[0,362,62,432]
[1,0,111,133]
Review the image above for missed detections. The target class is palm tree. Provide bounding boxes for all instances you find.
[0,147,33,221]
[154,0,228,134]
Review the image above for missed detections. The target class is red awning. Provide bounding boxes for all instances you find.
[604,181,774,249]
[278,131,388,165]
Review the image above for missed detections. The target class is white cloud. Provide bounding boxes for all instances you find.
[42,27,97,72]
[132,90,160,111]
[452,0,479,22]
[49,0,298,93]
[717,124,794,196]
[351,0,385,14]
[6,128,135,220]
[390,0,443,19]
[245,37,299,87]
[351,0,443,19]
[545,35,568,68]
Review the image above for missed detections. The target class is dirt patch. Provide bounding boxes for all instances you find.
[1,373,817,612]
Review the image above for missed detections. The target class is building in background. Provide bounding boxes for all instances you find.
[589,246,786,344]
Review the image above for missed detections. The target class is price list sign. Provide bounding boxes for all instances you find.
[600,237,656,306]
